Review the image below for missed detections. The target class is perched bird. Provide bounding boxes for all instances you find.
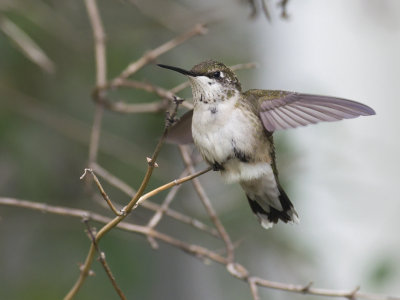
[158,60,375,229]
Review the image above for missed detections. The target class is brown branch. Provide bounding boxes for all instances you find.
[249,277,260,300]
[85,0,106,86]
[85,0,107,165]
[94,98,167,114]
[230,62,258,71]
[80,168,120,216]
[146,168,189,230]
[179,145,235,263]
[145,168,188,248]
[0,15,55,73]
[83,220,126,300]
[116,79,194,109]
[65,165,211,299]
[88,105,104,164]
[90,163,219,238]
[93,60,256,115]
[90,163,136,196]
[65,99,205,299]
[4,88,162,171]
[2,197,398,300]
[113,23,207,82]
[135,166,212,207]
[112,79,176,101]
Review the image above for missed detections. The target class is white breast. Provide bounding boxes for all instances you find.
[192,94,265,183]
[192,98,237,163]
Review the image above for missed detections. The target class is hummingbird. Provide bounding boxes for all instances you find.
[158,60,375,229]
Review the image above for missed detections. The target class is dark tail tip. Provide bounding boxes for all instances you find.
[246,186,299,228]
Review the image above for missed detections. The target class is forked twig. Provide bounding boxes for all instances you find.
[80,168,121,216]
[90,162,219,237]
[83,219,126,300]
[64,96,206,299]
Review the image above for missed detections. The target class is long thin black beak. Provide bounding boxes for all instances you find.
[157,64,198,77]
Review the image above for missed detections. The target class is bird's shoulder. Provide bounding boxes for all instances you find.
[242,89,291,104]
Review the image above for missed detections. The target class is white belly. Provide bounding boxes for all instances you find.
[192,100,269,183]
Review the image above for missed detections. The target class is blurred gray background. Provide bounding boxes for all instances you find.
[1,0,399,299]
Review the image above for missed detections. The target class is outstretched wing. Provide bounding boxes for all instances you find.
[165,109,194,144]
[258,92,375,132]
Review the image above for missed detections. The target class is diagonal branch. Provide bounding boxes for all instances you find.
[179,145,235,263]
[64,100,209,299]
[90,162,219,237]
[146,169,188,228]
[0,16,55,73]
[113,23,207,82]
[80,168,120,216]
[2,197,398,300]
[83,220,126,300]
[145,168,189,248]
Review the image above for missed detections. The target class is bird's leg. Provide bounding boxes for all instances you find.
[212,161,225,171]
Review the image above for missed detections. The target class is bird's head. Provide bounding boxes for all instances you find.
[158,60,241,104]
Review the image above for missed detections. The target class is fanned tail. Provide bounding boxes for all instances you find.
[240,170,299,229]
[246,184,299,229]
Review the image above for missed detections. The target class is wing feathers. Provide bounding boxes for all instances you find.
[165,109,194,144]
[164,92,375,144]
[260,93,375,132]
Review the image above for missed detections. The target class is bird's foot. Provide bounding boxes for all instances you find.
[212,162,224,171]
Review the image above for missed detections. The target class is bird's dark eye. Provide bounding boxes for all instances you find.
[212,71,221,78]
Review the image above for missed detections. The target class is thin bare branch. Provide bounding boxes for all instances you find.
[135,166,212,206]
[145,168,189,248]
[84,0,106,86]
[146,168,189,229]
[88,105,104,164]
[81,168,120,216]
[112,79,176,101]
[64,164,211,299]
[90,163,136,195]
[179,145,235,263]
[65,99,200,299]
[169,81,190,95]
[5,88,165,171]
[230,62,258,71]
[94,98,167,114]
[249,277,260,300]
[93,60,256,115]
[113,23,207,81]
[0,15,55,73]
[90,163,219,237]
[83,220,126,300]
[85,0,107,165]
[2,197,398,300]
